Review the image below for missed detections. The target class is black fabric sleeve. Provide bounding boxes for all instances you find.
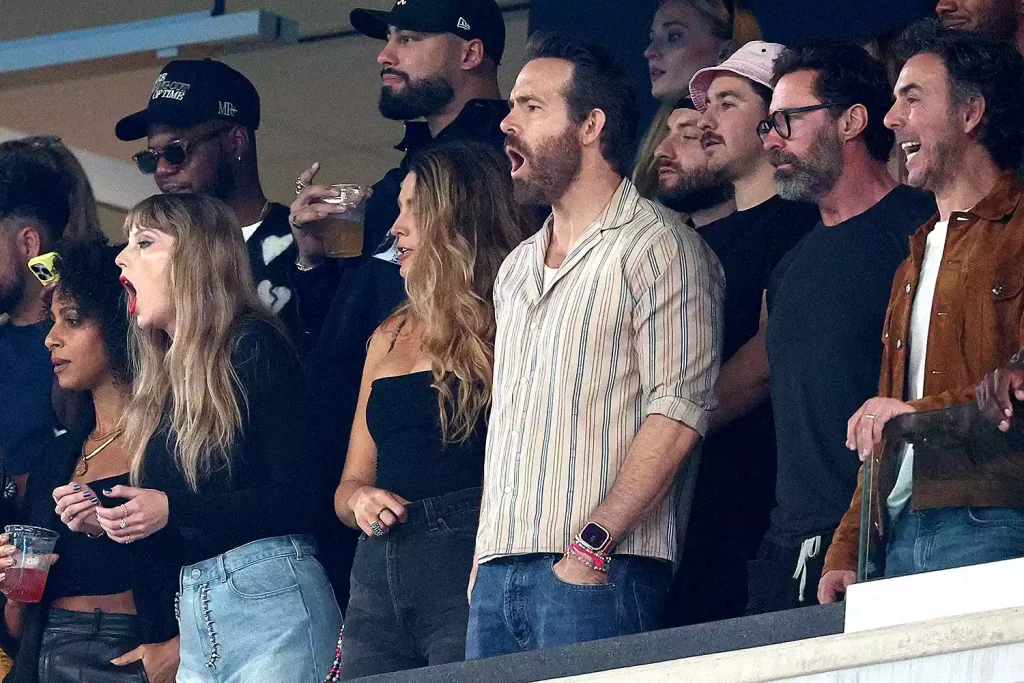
[164,322,331,537]
[286,256,345,356]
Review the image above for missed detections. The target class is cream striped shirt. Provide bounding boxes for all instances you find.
[476,179,724,564]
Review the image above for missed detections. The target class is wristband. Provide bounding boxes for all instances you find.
[565,540,610,573]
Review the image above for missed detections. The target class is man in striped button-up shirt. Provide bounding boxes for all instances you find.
[466,34,724,659]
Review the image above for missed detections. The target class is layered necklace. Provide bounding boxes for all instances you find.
[76,427,124,477]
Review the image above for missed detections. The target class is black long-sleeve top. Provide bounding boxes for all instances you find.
[140,318,333,566]
[0,428,180,683]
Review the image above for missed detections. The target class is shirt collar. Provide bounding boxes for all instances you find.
[951,170,1024,223]
[394,98,510,153]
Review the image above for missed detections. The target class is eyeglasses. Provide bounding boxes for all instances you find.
[132,127,230,174]
[756,103,849,142]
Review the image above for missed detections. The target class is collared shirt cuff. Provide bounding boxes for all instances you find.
[644,396,710,437]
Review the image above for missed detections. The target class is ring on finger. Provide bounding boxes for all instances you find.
[369,520,386,537]
[289,213,302,230]
[295,177,308,195]
[865,413,877,419]
[120,505,128,520]
[119,519,127,530]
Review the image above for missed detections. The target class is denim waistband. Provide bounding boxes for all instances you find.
[404,487,482,527]
[44,607,140,638]
[180,535,316,587]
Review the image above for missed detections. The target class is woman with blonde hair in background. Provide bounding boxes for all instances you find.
[334,139,529,679]
[103,194,341,682]
[634,0,761,198]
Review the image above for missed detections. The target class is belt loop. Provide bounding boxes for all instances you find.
[91,608,102,636]
[216,553,229,583]
[424,498,438,530]
[293,535,304,560]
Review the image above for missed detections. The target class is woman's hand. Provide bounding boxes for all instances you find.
[52,483,103,536]
[347,486,410,538]
[112,636,180,683]
[0,533,58,603]
[94,486,169,544]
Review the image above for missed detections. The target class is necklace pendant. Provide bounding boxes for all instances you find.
[75,460,88,477]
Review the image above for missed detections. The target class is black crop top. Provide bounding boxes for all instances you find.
[45,473,133,600]
[366,371,486,502]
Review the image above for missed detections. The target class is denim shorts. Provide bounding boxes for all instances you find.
[174,535,343,683]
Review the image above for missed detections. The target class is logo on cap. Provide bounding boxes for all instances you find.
[219,101,238,117]
[150,73,192,102]
[396,0,406,5]
[457,16,471,30]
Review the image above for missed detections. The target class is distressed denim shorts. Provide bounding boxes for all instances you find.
[175,535,343,683]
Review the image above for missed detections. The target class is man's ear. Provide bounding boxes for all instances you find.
[14,225,44,262]
[460,38,486,72]
[580,108,607,149]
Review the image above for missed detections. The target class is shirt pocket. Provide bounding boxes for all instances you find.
[967,261,1024,361]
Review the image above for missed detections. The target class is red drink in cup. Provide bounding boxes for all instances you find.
[1,525,58,603]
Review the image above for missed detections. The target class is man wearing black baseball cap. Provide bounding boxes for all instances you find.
[115,58,341,356]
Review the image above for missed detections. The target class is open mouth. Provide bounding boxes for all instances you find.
[506,147,526,174]
[901,141,922,162]
[396,246,413,262]
[120,276,138,316]
[650,67,666,81]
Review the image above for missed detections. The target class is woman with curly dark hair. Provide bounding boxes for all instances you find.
[0,238,180,683]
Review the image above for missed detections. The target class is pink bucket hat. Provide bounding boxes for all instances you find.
[689,41,786,113]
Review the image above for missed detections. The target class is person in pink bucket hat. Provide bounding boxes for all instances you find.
[689,40,785,113]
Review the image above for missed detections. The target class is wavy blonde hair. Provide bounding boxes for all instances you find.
[389,140,532,442]
[122,194,282,490]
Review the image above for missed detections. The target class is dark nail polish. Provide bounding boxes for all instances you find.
[92,499,100,505]
[73,485,81,491]
[83,492,92,498]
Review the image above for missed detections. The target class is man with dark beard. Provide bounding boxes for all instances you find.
[467,33,723,657]
[750,43,936,615]
[115,59,336,354]
[0,157,68,500]
[936,0,1024,54]
[659,43,819,627]
[653,100,735,227]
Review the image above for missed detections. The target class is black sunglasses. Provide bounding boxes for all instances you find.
[756,103,849,142]
[132,127,230,174]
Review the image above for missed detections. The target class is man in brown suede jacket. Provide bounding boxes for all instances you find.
[820,23,1024,602]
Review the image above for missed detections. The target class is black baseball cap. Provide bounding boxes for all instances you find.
[115,59,260,142]
[350,0,506,65]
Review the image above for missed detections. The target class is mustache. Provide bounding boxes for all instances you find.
[505,132,529,156]
[380,67,410,83]
[770,150,802,168]
[700,131,724,149]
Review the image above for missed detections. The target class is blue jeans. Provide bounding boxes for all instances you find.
[175,535,343,683]
[466,554,671,659]
[885,507,1024,578]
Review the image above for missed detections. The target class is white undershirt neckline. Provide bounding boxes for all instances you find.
[241,220,262,242]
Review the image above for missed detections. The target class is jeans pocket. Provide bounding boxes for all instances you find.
[547,557,616,590]
[965,507,1024,526]
[227,556,301,599]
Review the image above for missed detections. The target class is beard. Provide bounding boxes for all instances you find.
[658,164,734,215]
[911,125,966,195]
[507,126,583,207]
[771,124,844,203]
[378,70,456,121]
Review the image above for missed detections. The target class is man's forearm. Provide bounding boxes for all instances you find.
[588,414,701,544]
[709,328,769,433]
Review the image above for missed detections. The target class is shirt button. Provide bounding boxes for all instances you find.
[905,283,912,293]
[190,568,202,580]
[530,323,538,330]
[992,285,1004,296]
[504,486,513,494]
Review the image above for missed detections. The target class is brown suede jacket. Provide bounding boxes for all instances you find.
[825,171,1024,574]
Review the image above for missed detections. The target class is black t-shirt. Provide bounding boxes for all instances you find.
[764,185,937,545]
[0,321,54,478]
[700,195,819,360]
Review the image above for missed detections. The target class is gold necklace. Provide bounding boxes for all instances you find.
[75,430,123,477]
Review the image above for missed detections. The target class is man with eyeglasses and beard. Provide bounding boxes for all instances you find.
[115,59,338,356]
[752,43,936,615]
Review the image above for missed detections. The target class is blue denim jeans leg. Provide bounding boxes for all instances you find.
[466,554,671,660]
[175,535,343,683]
[885,506,1024,578]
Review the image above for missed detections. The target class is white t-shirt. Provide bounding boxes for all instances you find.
[241,220,262,243]
[543,265,558,291]
[887,218,950,519]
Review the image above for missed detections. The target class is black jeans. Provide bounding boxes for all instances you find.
[38,608,147,683]
[340,487,480,680]
[745,531,835,615]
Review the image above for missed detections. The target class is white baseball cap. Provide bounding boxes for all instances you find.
[689,41,786,113]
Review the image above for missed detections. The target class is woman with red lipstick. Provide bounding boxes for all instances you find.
[110,194,341,683]
[0,238,180,683]
[332,140,529,678]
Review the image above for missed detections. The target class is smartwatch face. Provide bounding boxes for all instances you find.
[580,523,610,550]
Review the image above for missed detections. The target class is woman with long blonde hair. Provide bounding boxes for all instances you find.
[103,194,341,682]
[333,140,529,678]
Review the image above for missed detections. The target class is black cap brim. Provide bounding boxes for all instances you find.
[349,9,394,40]
[115,107,215,142]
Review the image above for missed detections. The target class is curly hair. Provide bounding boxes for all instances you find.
[50,237,132,385]
[895,19,1024,170]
